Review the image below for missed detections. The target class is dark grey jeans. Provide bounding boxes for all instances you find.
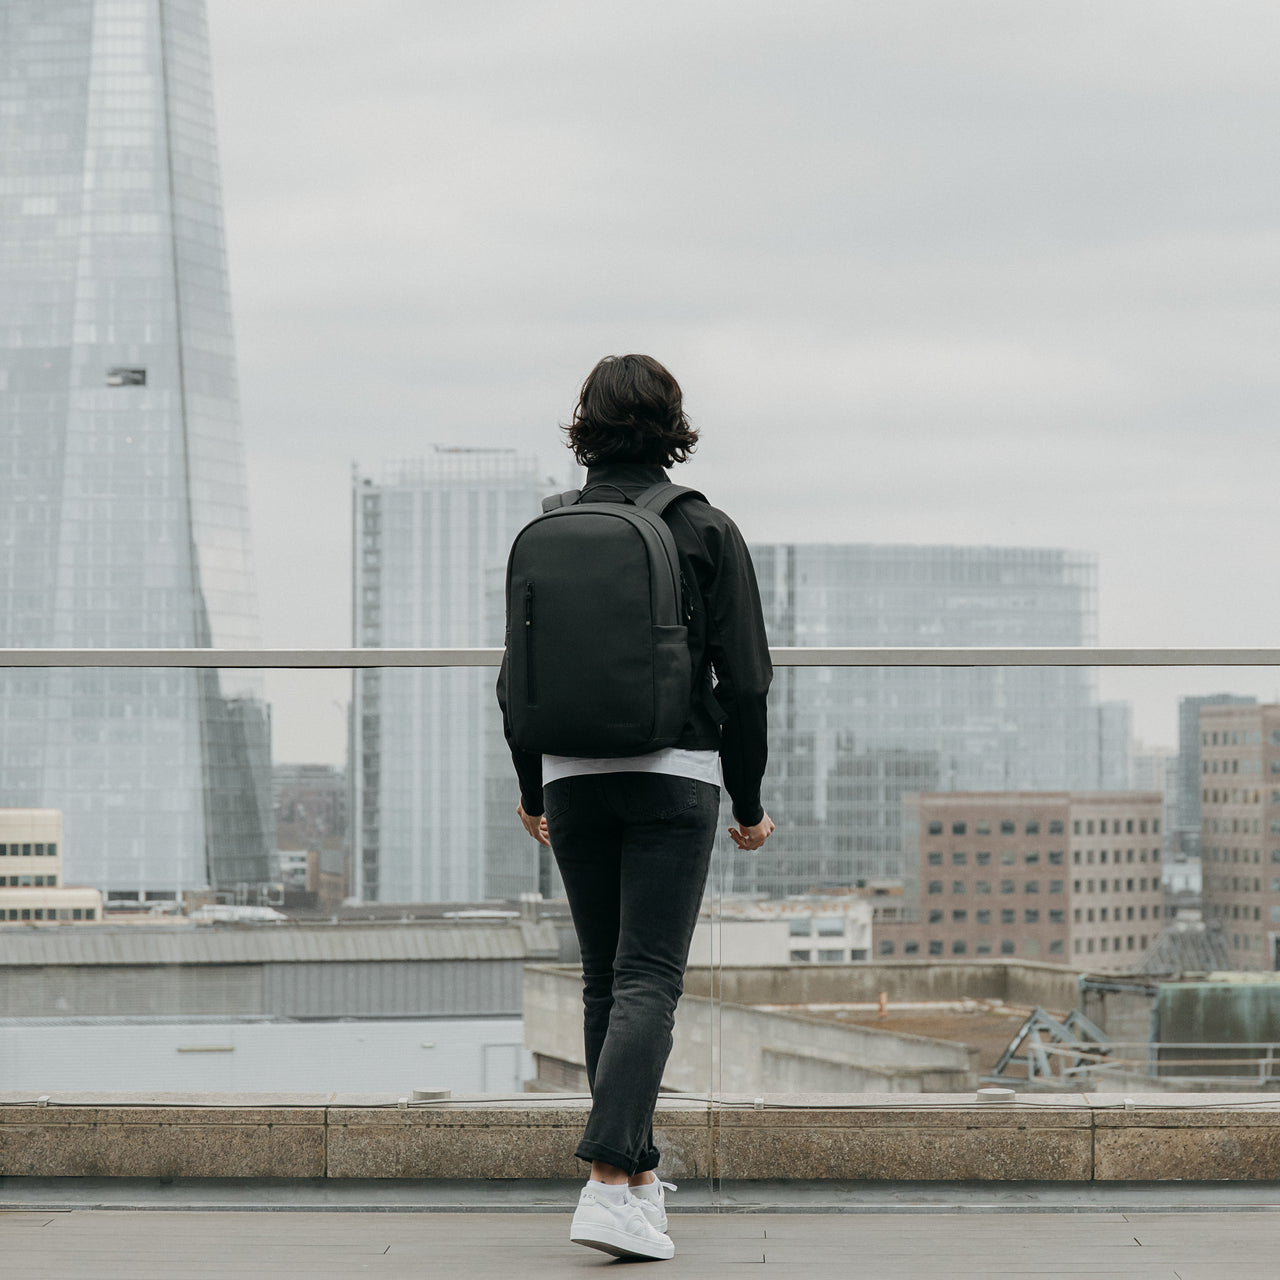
[544,771,720,1174]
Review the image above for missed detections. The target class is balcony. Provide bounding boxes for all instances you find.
[3,646,1280,1277]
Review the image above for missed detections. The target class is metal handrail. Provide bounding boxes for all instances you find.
[3,646,1280,668]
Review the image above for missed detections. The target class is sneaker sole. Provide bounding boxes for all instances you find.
[570,1222,674,1261]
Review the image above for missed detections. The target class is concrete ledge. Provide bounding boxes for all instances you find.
[5,1092,1280,1181]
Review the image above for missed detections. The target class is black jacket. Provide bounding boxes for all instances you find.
[497,461,772,825]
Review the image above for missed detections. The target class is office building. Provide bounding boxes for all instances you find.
[0,808,102,923]
[351,451,547,902]
[1198,702,1280,972]
[1176,694,1257,858]
[736,544,1129,895]
[0,1,271,898]
[882,791,1166,972]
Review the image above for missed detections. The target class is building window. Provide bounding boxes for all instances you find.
[928,851,943,866]
[928,821,943,835]
[1049,880,1063,894]
[1025,880,1039,894]
[1001,820,1015,835]
[1025,909,1040,924]
[1025,852,1040,865]
[818,949,844,962]
[929,909,944,924]
[975,851,991,866]
[952,940,967,955]
[86,910,95,920]
[1000,880,1015,895]
[1026,820,1040,835]
[1049,851,1064,865]
[789,950,812,962]
[952,881,965,895]
[789,919,812,936]
[1049,909,1065,924]
[953,910,967,923]
[816,919,844,937]
[1049,820,1064,835]
[1000,940,1015,955]
[952,822,967,835]
[879,940,895,956]
[976,909,991,925]
[952,851,967,866]
[928,940,943,957]
[928,881,943,895]
[1001,908,1015,924]
[976,942,992,955]
[975,821,992,835]
[904,941,919,955]
[975,880,991,895]
[1049,939,1065,955]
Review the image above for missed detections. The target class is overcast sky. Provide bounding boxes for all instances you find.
[205,1,1280,763]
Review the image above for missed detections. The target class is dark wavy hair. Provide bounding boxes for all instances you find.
[563,354,698,467]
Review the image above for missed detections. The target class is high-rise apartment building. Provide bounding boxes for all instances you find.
[0,1,271,898]
[736,545,1128,895]
[351,452,547,902]
[1177,694,1256,858]
[1198,702,1280,972]
[883,791,1166,971]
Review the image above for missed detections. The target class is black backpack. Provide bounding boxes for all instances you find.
[502,481,705,757]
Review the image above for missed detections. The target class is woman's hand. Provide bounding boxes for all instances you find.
[517,803,550,847]
[728,811,774,851]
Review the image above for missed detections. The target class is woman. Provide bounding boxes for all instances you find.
[499,353,774,1260]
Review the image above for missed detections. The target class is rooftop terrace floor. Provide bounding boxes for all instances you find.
[4,1183,1280,1278]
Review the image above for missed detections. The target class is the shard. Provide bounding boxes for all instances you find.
[0,0,271,899]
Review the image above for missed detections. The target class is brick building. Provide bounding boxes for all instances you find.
[881,791,1166,971]
[1199,703,1280,972]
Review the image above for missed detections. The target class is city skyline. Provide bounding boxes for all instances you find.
[195,2,1280,763]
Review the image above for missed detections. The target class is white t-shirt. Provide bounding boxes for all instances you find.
[542,747,722,789]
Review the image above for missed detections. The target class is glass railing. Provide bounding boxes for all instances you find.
[2,645,1280,1197]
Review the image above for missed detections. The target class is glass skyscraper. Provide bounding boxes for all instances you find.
[0,1,271,897]
[734,544,1128,895]
[352,452,549,903]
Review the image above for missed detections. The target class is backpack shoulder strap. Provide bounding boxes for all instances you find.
[541,489,581,513]
[634,482,706,517]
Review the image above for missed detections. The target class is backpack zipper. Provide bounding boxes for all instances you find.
[524,581,536,703]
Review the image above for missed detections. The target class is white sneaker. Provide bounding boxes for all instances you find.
[628,1177,677,1234]
[569,1182,675,1260]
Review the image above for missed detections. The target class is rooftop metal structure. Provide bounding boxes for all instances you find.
[0,921,559,968]
[4,646,1280,667]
